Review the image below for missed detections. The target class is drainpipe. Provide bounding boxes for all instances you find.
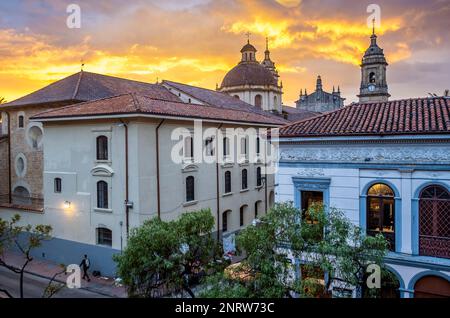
[6,111,12,204]
[156,119,165,220]
[216,123,223,240]
[264,128,268,214]
[120,120,130,238]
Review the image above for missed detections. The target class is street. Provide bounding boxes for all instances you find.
[0,266,109,298]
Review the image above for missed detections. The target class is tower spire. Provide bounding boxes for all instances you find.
[245,31,251,44]
[372,18,375,36]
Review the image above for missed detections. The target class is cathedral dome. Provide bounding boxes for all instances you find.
[221,63,277,88]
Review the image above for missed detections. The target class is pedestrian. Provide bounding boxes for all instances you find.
[80,254,91,282]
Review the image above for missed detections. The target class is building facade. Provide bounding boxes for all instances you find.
[0,73,282,276]
[218,39,283,113]
[277,97,450,298]
[295,76,345,113]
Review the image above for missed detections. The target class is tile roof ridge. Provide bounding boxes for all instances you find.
[32,93,133,118]
[129,92,142,113]
[162,80,286,122]
[284,103,355,126]
[72,71,84,100]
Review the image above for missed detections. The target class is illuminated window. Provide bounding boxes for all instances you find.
[367,183,395,250]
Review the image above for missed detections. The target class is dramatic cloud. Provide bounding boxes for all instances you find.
[0,0,449,105]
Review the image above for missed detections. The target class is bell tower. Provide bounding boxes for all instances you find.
[358,21,390,103]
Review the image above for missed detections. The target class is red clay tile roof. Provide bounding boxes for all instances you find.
[162,80,288,124]
[32,93,285,126]
[2,71,180,107]
[280,97,450,137]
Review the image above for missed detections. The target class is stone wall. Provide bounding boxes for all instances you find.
[8,106,52,206]
[0,136,9,203]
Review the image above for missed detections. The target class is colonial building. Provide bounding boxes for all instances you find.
[218,39,283,113]
[0,72,283,275]
[295,75,345,112]
[277,97,450,298]
[358,27,390,103]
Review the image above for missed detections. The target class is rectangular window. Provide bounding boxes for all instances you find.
[225,171,232,194]
[301,191,323,213]
[18,115,24,128]
[54,178,62,193]
[184,135,194,159]
[97,228,112,247]
[97,181,109,209]
[186,176,195,202]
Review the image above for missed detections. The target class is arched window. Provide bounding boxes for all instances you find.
[222,210,230,232]
[224,171,231,194]
[186,176,195,202]
[54,178,62,193]
[97,227,112,247]
[18,115,24,128]
[241,169,248,190]
[97,181,108,209]
[369,72,376,83]
[367,183,395,250]
[240,205,247,227]
[256,167,262,187]
[255,95,262,108]
[12,186,31,205]
[96,136,108,161]
[254,201,260,219]
[419,185,450,259]
[274,96,278,107]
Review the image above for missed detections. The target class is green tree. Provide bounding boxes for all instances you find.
[200,203,390,298]
[114,209,225,298]
[0,214,53,298]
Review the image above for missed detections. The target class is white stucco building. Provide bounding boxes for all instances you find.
[277,96,450,298]
[0,73,283,276]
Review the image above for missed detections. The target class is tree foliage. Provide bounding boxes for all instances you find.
[200,203,390,298]
[114,209,225,298]
[0,214,53,298]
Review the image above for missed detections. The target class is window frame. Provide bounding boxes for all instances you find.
[97,227,112,247]
[96,180,109,209]
[54,178,62,194]
[241,169,248,190]
[186,176,195,202]
[96,135,109,161]
[224,171,232,194]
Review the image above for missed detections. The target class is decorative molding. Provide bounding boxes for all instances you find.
[295,168,325,177]
[182,163,199,173]
[91,164,114,177]
[280,146,450,164]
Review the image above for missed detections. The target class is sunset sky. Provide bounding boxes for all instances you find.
[1,0,449,106]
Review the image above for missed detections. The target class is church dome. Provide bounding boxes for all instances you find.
[221,63,277,88]
[240,43,257,53]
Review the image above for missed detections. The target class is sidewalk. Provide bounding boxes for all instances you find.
[1,251,127,298]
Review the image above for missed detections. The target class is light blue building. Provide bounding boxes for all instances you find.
[277,96,450,298]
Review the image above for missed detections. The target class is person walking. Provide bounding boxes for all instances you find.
[80,254,91,282]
